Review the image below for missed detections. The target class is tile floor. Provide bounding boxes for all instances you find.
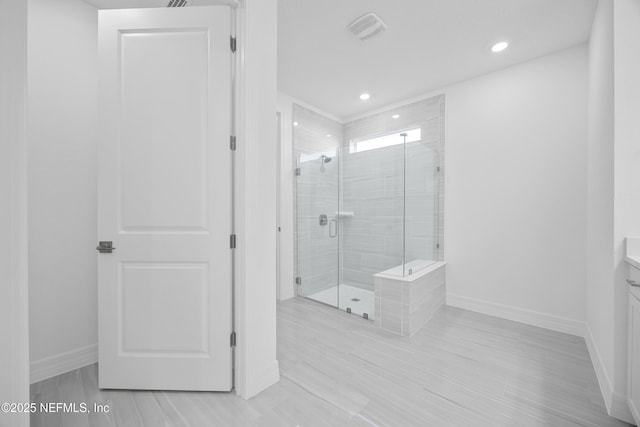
[29,298,633,426]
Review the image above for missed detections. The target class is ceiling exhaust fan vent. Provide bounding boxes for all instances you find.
[347,13,387,41]
[166,0,190,7]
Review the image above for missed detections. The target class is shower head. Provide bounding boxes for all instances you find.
[319,154,331,173]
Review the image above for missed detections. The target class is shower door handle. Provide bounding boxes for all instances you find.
[329,219,337,238]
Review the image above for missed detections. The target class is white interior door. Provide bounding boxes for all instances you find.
[98,6,232,391]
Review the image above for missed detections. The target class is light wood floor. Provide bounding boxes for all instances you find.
[31,298,632,426]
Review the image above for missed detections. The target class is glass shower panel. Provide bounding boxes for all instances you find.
[293,96,445,320]
[295,151,340,305]
[403,140,439,276]
[341,133,406,282]
[294,106,341,309]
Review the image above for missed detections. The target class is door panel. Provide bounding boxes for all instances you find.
[120,263,208,354]
[98,7,232,391]
[119,30,209,231]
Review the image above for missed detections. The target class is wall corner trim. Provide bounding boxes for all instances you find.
[612,392,635,425]
[30,344,98,384]
[585,325,635,424]
[242,360,280,400]
[446,293,585,337]
[585,324,614,410]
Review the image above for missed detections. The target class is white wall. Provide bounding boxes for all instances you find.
[612,0,640,419]
[444,45,588,335]
[586,0,617,414]
[586,0,617,413]
[585,0,640,422]
[0,0,30,425]
[235,0,280,398]
[27,0,99,382]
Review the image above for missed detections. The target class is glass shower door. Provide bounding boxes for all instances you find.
[295,150,340,309]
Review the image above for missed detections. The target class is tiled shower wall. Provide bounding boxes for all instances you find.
[342,96,445,290]
[293,105,343,298]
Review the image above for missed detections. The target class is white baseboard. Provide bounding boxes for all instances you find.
[584,325,635,424]
[30,343,98,384]
[628,394,640,427]
[612,392,635,425]
[279,286,295,301]
[243,360,280,399]
[584,325,614,411]
[447,294,585,337]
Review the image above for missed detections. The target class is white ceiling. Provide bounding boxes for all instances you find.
[278,0,597,120]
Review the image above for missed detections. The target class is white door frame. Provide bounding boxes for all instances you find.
[0,1,30,426]
[276,111,282,301]
[89,0,279,399]
[5,0,279,407]
[233,0,280,399]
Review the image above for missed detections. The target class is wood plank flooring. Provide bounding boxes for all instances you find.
[30,298,632,426]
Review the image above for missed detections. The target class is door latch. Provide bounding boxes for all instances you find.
[96,241,115,253]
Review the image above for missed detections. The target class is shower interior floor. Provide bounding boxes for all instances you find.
[306,284,375,320]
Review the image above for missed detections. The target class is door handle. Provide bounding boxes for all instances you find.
[329,219,337,238]
[628,279,640,287]
[96,241,115,253]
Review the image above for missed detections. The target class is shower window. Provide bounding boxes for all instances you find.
[349,127,421,153]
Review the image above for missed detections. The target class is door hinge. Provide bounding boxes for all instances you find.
[437,243,440,249]
[230,36,237,53]
[295,276,302,285]
[295,168,301,176]
[230,234,236,249]
[230,332,236,347]
[437,166,441,172]
[230,135,236,151]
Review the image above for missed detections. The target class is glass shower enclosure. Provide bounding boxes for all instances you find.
[294,97,444,320]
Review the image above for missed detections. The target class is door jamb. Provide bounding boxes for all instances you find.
[0,1,30,425]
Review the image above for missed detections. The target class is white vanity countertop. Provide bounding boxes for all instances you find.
[626,237,640,270]
[627,256,640,271]
[626,238,640,300]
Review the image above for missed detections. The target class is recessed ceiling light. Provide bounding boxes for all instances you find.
[360,93,370,101]
[392,114,400,119]
[491,41,509,53]
[326,134,332,138]
[293,121,299,126]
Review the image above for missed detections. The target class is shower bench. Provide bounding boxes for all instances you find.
[374,261,446,337]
